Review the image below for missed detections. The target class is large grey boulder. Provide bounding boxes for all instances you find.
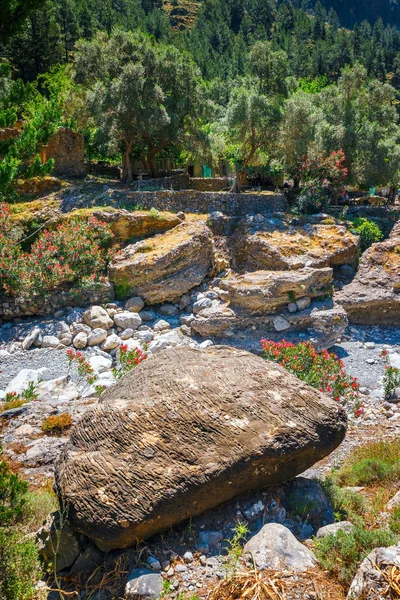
[244,523,318,571]
[347,545,400,599]
[55,346,346,551]
[83,306,113,330]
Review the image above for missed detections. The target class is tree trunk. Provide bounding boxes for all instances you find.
[122,141,133,183]
[232,168,247,193]
[148,155,158,178]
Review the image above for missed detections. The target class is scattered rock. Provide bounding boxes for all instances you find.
[114,312,142,330]
[316,521,354,538]
[22,327,41,350]
[273,316,291,332]
[244,523,318,571]
[101,334,121,351]
[83,306,113,330]
[87,328,108,346]
[73,332,88,349]
[125,297,145,313]
[124,568,163,599]
[41,335,60,348]
[36,511,81,573]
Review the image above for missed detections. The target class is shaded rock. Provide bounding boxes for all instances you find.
[233,219,359,271]
[158,303,179,317]
[316,521,354,539]
[244,523,317,571]
[108,222,213,303]
[283,477,334,532]
[124,568,163,599]
[335,221,400,325]
[347,545,400,599]
[83,306,114,330]
[125,297,145,313]
[36,511,81,572]
[55,346,347,551]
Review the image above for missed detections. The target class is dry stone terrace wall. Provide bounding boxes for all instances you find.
[189,177,230,192]
[122,190,288,215]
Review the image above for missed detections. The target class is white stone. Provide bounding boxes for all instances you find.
[0,349,10,358]
[41,335,60,348]
[101,334,121,351]
[5,368,49,395]
[87,328,108,346]
[273,316,291,332]
[120,329,134,340]
[296,297,311,311]
[89,355,112,374]
[364,342,376,349]
[136,330,153,343]
[153,319,171,332]
[199,340,213,349]
[73,332,88,349]
[113,312,142,330]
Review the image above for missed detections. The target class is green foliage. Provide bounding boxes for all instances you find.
[0,530,42,600]
[225,521,249,574]
[321,477,366,524]
[351,218,384,252]
[332,439,400,487]
[314,525,397,586]
[389,508,400,535]
[0,458,28,526]
[383,366,400,400]
[295,185,328,214]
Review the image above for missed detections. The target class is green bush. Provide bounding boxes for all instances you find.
[389,507,400,535]
[351,218,383,252]
[333,439,400,486]
[314,525,398,586]
[0,529,42,600]
[0,458,28,526]
[321,477,366,524]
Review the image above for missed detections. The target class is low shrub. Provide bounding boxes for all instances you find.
[321,477,366,524]
[333,439,400,487]
[350,217,383,252]
[0,456,28,526]
[389,507,400,535]
[0,529,42,600]
[315,525,397,586]
[41,413,72,435]
[261,340,360,408]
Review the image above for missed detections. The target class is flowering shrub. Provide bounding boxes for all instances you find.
[66,344,147,394]
[0,206,115,299]
[296,149,348,187]
[113,344,147,380]
[261,340,360,410]
[380,349,400,399]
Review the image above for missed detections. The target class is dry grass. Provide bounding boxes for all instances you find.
[377,564,400,599]
[41,413,72,435]
[207,567,346,600]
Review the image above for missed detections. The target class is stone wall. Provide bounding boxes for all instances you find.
[41,127,86,178]
[189,177,230,192]
[123,190,288,215]
[0,282,113,321]
[133,172,189,191]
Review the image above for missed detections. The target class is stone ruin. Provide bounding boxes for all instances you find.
[41,127,86,177]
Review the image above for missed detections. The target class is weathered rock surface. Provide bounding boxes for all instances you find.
[55,346,346,551]
[216,268,333,314]
[244,523,318,571]
[335,220,400,325]
[124,568,163,599]
[57,209,181,243]
[316,521,354,539]
[191,269,347,350]
[108,222,213,303]
[234,218,359,272]
[347,545,400,599]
